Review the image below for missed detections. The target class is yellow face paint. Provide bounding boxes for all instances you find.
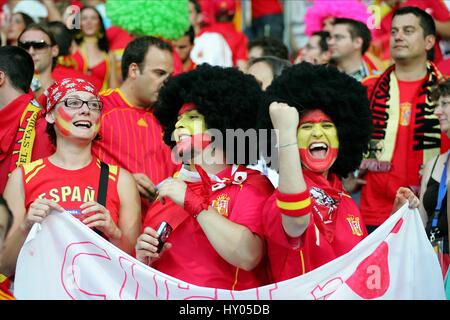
[173,109,210,156]
[54,105,74,137]
[297,109,339,173]
[174,109,207,142]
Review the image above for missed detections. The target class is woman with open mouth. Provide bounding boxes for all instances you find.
[1,78,140,277]
[259,62,420,283]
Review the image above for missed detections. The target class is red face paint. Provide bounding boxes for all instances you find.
[174,109,210,157]
[299,148,339,173]
[178,102,196,115]
[175,133,212,156]
[54,106,73,137]
[299,110,333,124]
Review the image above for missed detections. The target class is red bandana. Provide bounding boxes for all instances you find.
[43,78,99,114]
[303,169,345,243]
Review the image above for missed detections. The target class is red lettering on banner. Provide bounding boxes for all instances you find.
[118,256,140,300]
[61,241,111,300]
[59,241,282,300]
[311,277,344,300]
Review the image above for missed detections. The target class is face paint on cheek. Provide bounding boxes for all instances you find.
[54,107,74,137]
[176,133,212,156]
[299,147,338,173]
[175,111,210,156]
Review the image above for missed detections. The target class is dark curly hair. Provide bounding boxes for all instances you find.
[154,64,265,165]
[261,62,372,178]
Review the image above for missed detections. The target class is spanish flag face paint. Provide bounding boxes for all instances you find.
[53,94,101,141]
[173,109,210,156]
[297,109,339,173]
[54,105,74,137]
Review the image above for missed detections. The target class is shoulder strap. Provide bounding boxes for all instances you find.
[94,161,109,238]
[431,152,450,236]
[97,161,109,206]
[430,155,440,176]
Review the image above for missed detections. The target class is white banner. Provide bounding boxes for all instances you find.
[14,204,445,300]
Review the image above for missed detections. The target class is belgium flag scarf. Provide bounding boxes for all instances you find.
[361,61,443,172]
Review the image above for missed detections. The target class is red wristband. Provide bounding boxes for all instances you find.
[184,185,210,218]
[276,189,311,217]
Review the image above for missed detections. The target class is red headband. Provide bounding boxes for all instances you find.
[179,102,197,115]
[44,78,99,114]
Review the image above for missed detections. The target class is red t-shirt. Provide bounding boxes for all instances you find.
[251,0,283,19]
[438,58,450,77]
[93,89,177,220]
[144,166,274,290]
[199,22,248,64]
[374,0,450,63]
[183,60,196,73]
[171,48,184,76]
[92,88,176,185]
[21,157,120,223]
[0,94,53,193]
[199,0,216,27]
[106,26,134,53]
[263,171,367,283]
[361,75,432,225]
[71,50,109,90]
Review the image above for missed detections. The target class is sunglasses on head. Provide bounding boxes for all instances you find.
[18,40,51,51]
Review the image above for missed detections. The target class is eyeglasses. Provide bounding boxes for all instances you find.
[18,40,51,51]
[61,98,103,111]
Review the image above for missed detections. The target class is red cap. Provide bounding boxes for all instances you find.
[213,0,236,16]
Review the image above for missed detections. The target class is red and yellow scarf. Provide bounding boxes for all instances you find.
[0,95,42,173]
[0,275,14,300]
[361,61,443,172]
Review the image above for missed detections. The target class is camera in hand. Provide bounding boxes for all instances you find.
[156,221,172,253]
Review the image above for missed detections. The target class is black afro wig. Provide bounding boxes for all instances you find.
[260,62,372,178]
[154,64,266,165]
